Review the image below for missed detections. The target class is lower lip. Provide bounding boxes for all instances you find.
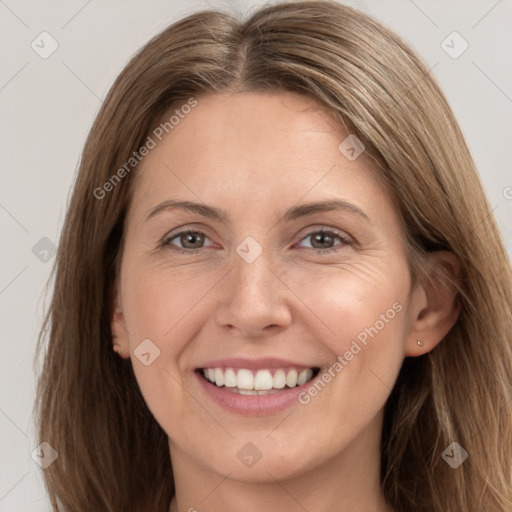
[196,371,317,416]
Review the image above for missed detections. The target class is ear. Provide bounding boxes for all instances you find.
[405,251,461,357]
[111,292,130,359]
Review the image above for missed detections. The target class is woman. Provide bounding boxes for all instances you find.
[34,1,512,511]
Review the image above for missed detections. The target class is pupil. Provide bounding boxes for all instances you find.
[184,233,202,248]
[313,233,332,248]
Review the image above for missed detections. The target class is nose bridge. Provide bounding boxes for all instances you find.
[214,238,292,335]
[232,232,277,296]
[234,248,274,299]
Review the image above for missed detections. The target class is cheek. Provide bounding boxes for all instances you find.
[290,260,409,398]
[122,265,212,348]
[291,256,410,340]
[120,267,213,413]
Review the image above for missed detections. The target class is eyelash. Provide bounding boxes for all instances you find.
[160,228,352,255]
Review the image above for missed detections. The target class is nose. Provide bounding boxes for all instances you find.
[214,250,292,338]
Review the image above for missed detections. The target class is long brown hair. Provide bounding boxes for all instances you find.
[34,1,512,510]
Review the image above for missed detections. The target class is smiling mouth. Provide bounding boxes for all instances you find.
[198,367,321,395]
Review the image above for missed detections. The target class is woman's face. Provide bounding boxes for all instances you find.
[113,92,426,483]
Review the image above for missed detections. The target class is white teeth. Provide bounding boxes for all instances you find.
[236,369,254,390]
[214,368,224,387]
[254,369,273,390]
[297,369,312,386]
[234,388,282,395]
[202,366,316,391]
[273,369,286,389]
[224,368,237,387]
[286,369,298,387]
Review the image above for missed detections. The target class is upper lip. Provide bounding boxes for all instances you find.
[197,357,319,371]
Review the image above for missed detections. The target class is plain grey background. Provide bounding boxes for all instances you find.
[1,0,511,510]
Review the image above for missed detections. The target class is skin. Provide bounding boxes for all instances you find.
[111,92,460,512]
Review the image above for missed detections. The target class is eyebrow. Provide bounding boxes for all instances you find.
[144,199,370,224]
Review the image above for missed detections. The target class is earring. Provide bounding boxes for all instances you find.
[417,340,424,346]
[113,344,122,356]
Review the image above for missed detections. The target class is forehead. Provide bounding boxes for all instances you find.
[128,91,394,226]
[141,92,346,169]
[136,93,358,181]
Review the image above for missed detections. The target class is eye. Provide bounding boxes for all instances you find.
[296,228,351,253]
[160,227,351,255]
[161,230,214,253]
